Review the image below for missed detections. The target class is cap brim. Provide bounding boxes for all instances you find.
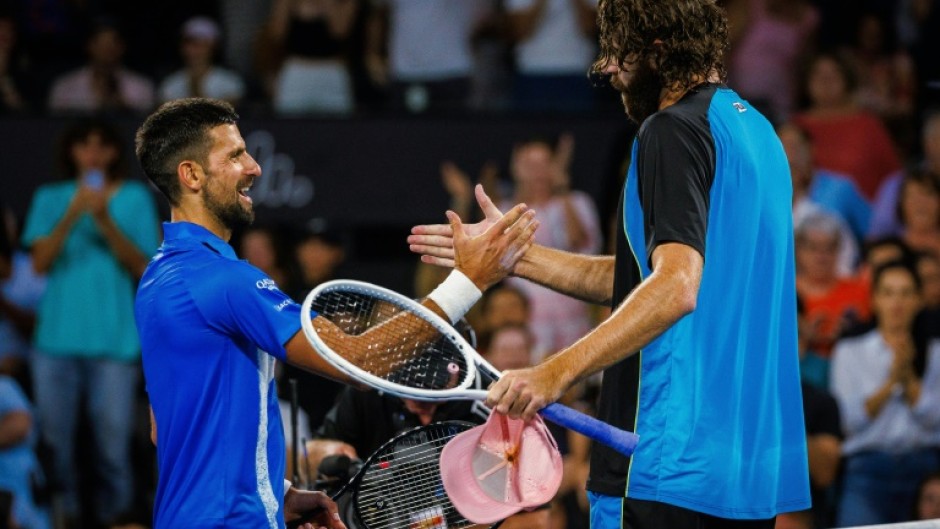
[440,424,525,524]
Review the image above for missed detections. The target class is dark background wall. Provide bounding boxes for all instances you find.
[0,114,636,293]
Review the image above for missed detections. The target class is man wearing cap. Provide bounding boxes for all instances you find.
[408,0,811,528]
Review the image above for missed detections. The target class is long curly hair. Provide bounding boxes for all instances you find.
[592,0,729,93]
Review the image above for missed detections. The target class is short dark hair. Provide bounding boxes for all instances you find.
[862,235,913,264]
[56,118,128,181]
[872,259,921,292]
[135,98,239,206]
[591,0,729,93]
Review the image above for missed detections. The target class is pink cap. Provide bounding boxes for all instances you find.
[440,412,562,524]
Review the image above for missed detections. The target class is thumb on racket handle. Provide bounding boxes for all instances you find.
[286,507,325,529]
[539,403,639,457]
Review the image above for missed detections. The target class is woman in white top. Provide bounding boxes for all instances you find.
[830,259,940,526]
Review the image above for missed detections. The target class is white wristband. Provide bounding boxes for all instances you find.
[426,269,483,324]
[284,479,292,495]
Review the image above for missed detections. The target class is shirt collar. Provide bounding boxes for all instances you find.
[162,221,238,260]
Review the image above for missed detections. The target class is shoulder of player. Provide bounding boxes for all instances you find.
[636,108,714,156]
[166,248,273,297]
[637,107,700,141]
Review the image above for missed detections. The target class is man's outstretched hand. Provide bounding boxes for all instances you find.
[408,184,510,268]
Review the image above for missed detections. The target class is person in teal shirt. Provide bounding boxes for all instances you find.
[21,119,160,527]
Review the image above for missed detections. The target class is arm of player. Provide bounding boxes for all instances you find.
[300,204,539,375]
[409,184,614,304]
[486,242,703,419]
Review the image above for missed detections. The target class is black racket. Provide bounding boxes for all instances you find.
[287,421,496,529]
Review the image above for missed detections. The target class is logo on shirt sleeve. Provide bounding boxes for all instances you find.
[256,278,280,292]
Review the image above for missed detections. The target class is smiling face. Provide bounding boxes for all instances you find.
[200,124,261,232]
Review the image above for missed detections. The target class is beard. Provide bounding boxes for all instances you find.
[202,175,255,231]
[612,60,664,125]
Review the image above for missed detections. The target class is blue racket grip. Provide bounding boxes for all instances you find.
[539,403,639,457]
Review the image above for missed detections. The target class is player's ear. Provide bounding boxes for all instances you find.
[178,160,204,193]
[649,39,665,69]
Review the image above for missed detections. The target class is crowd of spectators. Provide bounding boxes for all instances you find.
[1,1,940,529]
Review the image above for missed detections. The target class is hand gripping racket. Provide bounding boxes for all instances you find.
[287,421,496,529]
[300,280,639,457]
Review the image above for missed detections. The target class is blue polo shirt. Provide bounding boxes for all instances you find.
[136,222,308,529]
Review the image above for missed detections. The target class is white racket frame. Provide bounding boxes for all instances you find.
[301,279,496,402]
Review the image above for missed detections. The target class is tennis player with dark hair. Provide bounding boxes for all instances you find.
[133,97,537,529]
[409,1,810,528]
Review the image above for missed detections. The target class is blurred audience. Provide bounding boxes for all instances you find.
[793,50,901,200]
[848,11,917,142]
[483,323,534,372]
[238,225,294,289]
[291,226,347,298]
[726,0,819,123]
[0,209,45,393]
[157,17,245,105]
[262,0,361,114]
[21,119,160,527]
[795,211,871,357]
[830,259,940,526]
[870,110,940,238]
[916,250,940,310]
[474,283,531,355]
[896,168,940,257]
[0,375,50,529]
[506,0,598,112]
[47,19,155,114]
[498,137,602,360]
[915,471,940,521]
[0,10,33,114]
[365,0,492,113]
[284,226,347,433]
[780,121,869,267]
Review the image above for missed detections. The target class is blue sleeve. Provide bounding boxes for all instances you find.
[191,261,309,361]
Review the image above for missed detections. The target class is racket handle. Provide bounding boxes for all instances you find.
[539,403,639,457]
[286,507,324,529]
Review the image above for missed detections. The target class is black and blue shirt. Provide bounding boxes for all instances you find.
[588,84,811,518]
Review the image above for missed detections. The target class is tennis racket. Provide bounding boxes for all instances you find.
[287,421,496,529]
[300,279,639,457]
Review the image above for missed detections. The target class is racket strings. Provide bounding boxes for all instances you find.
[354,424,479,529]
[313,289,472,390]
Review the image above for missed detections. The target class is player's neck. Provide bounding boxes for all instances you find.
[171,206,232,242]
[659,70,720,111]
